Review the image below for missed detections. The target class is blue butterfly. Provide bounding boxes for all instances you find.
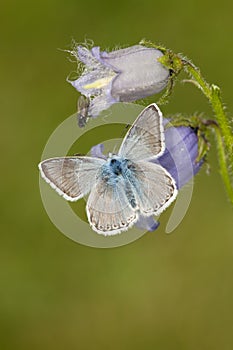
[39,104,177,235]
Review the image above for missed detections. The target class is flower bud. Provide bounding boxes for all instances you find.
[69,45,169,119]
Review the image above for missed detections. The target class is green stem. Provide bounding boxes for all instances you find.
[183,62,212,99]
[183,60,233,203]
[183,61,233,153]
[211,85,233,152]
[144,40,233,202]
[212,125,233,204]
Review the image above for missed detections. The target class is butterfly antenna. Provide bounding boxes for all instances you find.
[112,143,118,155]
[121,123,130,137]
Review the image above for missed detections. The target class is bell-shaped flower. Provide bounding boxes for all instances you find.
[155,122,203,190]
[69,45,170,120]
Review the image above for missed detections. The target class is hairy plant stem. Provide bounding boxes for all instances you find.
[183,60,233,203]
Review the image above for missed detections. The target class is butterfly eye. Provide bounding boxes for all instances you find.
[110,159,117,165]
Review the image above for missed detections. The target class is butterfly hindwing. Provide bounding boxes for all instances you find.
[130,160,177,216]
[86,173,138,235]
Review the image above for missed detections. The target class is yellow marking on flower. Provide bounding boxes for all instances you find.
[84,76,114,90]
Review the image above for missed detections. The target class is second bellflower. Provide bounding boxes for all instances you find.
[69,45,169,118]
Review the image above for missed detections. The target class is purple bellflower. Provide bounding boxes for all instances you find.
[69,45,169,119]
[155,120,203,190]
[91,122,203,232]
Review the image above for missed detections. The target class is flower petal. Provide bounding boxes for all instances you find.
[88,94,116,118]
[155,124,203,189]
[102,45,170,101]
[69,70,107,96]
[70,46,117,98]
[69,44,170,119]
[77,46,98,67]
[136,215,160,231]
[91,143,107,159]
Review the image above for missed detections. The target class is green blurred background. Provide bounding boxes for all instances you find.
[1,0,233,349]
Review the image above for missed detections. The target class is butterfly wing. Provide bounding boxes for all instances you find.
[131,160,178,216]
[39,157,105,201]
[86,174,138,235]
[118,103,165,161]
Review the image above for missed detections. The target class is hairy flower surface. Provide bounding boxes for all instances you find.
[69,45,169,119]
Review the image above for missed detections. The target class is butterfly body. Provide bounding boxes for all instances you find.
[99,155,139,210]
[39,104,178,235]
[101,155,134,181]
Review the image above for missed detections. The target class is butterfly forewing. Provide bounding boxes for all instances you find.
[118,104,165,161]
[87,174,138,235]
[131,161,178,216]
[39,157,105,201]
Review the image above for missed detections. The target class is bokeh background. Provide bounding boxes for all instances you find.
[1,0,233,349]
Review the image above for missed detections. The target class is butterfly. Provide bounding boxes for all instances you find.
[39,104,178,235]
